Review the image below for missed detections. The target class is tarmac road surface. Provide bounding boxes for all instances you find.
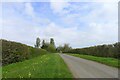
[59,54,118,78]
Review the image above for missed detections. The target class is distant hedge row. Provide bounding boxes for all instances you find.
[65,43,120,59]
[1,39,47,66]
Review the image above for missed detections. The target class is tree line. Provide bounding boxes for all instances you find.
[56,44,72,52]
[34,37,73,53]
[64,42,120,59]
[34,37,56,53]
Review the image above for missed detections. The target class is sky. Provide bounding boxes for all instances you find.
[1,0,118,48]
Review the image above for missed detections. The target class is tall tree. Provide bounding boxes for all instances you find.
[42,40,45,46]
[35,37,40,48]
[50,38,55,47]
[41,40,48,49]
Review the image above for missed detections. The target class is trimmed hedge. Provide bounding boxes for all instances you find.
[1,39,47,66]
[65,42,120,59]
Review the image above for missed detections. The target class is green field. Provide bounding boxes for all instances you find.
[68,53,119,68]
[2,53,73,78]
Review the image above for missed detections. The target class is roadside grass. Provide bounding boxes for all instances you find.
[68,53,119,68]
[0,67,1,79]
[2,53,73,78]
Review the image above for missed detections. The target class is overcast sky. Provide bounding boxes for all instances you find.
[1,0,118,48]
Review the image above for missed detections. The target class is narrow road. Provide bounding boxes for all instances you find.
[59,54,118,78]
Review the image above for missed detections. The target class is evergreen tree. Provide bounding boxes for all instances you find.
[35,37,40,48]
[50,38,55,47]
[41,40,48,49]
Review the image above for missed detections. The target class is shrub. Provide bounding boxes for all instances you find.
[29,47,48,58]
[2,39,47,66]
[46,45,56,53]
[2,39,30,65]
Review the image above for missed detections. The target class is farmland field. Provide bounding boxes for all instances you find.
[2,53,73,78]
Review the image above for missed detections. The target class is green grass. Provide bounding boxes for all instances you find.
[68,53,119,68]
[2,53,73,78]
[0,67,1,79]
[29,48,48,59]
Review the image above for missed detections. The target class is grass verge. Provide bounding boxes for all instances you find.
[2,53,73,78]
[68,53,119,68]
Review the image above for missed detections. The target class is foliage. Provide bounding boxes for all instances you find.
[34,37,40,48]
[56,45,63,52]
[66,43,120,59]
[50,38,55,47]
[2,39,30,66]
[41,40,49,49]
[41,39,56,53]
[2,39,47,66]
[47,44,56,53]
[2,53,73,78]
[29,47,48,58]
[57,44,72,52]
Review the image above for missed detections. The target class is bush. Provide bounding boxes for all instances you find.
[2,39,30,65]
[41,42,56,53]
[29,47,48,58]
[2,39,47,66]
[46,45,56,53]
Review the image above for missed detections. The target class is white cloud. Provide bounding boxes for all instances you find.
[50,0,70,14]
[25,3,35,17]
[2,2,118,48]
[41,22,79,46]
[49,2,118,47]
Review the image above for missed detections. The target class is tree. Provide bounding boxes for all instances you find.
[56,45,63,52]
[41,40,45,48]
[63,44,72,52]
[50,38,55,48]
[35,37,40,48]
[47,44,56,53]
[41,38,56,53]
[56,44,72,53]
[49,38,56,52]
[41,40,49,49]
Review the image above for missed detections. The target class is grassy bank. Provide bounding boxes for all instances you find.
[3,53,73,78]
[68,53,119,68]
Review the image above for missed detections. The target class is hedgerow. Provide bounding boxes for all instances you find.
[65,43,120,59]
[1,39,47,66]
